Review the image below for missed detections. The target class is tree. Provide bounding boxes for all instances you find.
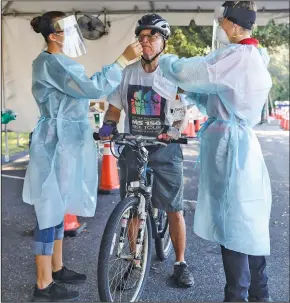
[254,20,289,51]
[268,45,289,101]
[165,20,212,57]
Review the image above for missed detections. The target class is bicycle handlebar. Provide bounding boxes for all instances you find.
[93,132,188,145]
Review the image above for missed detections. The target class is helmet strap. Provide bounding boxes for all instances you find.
[142,40,166,65]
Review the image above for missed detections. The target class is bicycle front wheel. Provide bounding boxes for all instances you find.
[97,196,152,302]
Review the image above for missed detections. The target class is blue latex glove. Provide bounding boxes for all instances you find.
[99,120,118,137]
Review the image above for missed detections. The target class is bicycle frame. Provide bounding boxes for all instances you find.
[94,132,187,265]
[116,141,162,264]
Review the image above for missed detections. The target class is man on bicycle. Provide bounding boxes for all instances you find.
[99,14,194,288]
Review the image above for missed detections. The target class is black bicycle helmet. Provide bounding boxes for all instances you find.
[135,14,171,40]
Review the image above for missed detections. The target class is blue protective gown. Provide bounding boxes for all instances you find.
[159,44,272,256]
[23,52,123,230]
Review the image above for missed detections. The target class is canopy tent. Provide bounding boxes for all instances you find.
[1,1,289,132]
[2,1,289,25]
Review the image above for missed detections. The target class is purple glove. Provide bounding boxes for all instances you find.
[99,120,117,137]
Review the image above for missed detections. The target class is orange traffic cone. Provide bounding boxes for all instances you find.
[285,119,289,131]
[182,125,188,135]
[183,119,196,138]
[98,143,120,194]
[64,214,87,237]
[182,123,188,135]
[281,117,285,129]
[195,119,201,132]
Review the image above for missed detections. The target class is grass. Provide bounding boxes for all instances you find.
[1,131,30,156]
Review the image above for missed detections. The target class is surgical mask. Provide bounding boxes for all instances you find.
[216,26,231,45]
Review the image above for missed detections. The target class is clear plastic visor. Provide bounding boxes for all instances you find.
[54,15,87,58]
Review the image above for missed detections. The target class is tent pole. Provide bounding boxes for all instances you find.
[2,8,289,16]
[1,13,10,162]
[1,1,13,15]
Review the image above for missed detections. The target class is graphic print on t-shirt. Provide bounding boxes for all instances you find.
[127,84,166,137]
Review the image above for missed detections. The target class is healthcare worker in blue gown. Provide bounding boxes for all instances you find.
[159,1,273,302]
[23,11,142,302]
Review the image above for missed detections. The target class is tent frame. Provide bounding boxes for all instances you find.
[2,0,289,16]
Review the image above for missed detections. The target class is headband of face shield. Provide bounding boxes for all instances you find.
[216,4,256,30]
[53,15,87,58]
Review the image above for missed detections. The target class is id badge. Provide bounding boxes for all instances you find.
[152,74,178,101]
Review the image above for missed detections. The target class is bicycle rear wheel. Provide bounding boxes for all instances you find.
[98,196,152,302]
[155,210,173,261]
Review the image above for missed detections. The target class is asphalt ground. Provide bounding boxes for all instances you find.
[1,123,289,302]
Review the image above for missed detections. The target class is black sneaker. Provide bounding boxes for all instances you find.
[32,282,79,302]
[52,266,87,285]
[173,262,194,288]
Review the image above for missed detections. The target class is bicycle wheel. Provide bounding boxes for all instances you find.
[155,210,173,261]
[98,196,152,302]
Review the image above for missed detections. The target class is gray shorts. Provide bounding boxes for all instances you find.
[118,144,184,212]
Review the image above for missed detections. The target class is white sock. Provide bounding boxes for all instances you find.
[175,261,186,266]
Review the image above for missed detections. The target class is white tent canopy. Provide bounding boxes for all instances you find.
[1,1,289,132]
[2,1,290,25]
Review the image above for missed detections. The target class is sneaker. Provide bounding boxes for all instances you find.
[173,262,194,288]
[52,266,87,285]
[32,282,79,302]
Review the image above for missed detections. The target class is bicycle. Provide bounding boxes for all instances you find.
[93,132,187,302]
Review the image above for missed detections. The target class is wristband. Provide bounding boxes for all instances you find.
[115,55,130,69]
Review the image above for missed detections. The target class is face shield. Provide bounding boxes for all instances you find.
[212,6,227,50]
[54,15,87,58]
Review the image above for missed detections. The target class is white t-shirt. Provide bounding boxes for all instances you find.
[108,60,168,137]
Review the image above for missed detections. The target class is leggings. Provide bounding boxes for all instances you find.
[33,221,64,255]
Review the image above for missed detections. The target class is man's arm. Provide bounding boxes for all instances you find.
[173,107,190,133]
[99,104,122,140]
[99,80,124,140]
[104,104,122,123]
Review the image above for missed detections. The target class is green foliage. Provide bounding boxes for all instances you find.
[165,20,212,57]
[253,20,289,51]
[268,45,289,101]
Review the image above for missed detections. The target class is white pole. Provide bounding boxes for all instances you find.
[1,15,9,162]
[4,126,9,162]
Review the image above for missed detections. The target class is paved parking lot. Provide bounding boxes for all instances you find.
[1,123,289,302]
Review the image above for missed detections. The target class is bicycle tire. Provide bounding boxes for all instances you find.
[155,210,173,261]
[98,196,153,302]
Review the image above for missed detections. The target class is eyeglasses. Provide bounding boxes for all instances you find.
[54,30,64,36]
[137,34,160,42]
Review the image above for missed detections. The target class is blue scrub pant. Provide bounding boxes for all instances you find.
[221,246,269,302]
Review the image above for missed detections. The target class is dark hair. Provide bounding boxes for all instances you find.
[30,11,66,42]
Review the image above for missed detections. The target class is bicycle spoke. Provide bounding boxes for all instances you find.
[119,263,134,299]
[111,259,123,300]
